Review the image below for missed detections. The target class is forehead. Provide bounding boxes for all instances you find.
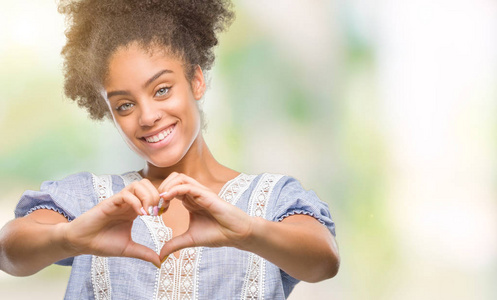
[104,42,185,86]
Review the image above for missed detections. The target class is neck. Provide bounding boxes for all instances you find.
[141,134,232,185]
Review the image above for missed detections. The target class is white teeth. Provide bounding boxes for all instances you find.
[145,126,174,143]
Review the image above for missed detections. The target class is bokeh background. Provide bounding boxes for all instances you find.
[1,0,496,299]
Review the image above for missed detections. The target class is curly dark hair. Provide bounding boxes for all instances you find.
[58,0,235,120]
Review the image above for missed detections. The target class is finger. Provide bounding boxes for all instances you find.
[140,178,161,202]
[159,234,195,260]
[157,173,179,215]
[160,183,204,201]
[139,178,162,215]
[121,241,161,268]
[162,184,221,214]
[159,173,206,196]
[109,190,144,216]
[128,180,159,215]
[157,172,181,193]
[157,197,171,215]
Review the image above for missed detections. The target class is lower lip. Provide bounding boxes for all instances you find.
[141,124,176,149]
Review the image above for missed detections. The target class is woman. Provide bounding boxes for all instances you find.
[0,0,339,299]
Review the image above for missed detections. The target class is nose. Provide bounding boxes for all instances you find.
[138,101,162,127]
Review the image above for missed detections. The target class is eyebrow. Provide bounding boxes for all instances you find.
[106,69,174,99]
[143,69,173,88]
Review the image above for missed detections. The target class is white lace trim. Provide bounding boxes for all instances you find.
[140,216,172,252]
[276,210,326,225]
[25,205,71,221]
[241,174,284,300]
[220,174,257,205]
[121,172,142,186]
[154,246,201,300]
[91,174,113,300]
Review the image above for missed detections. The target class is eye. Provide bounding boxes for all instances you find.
[155,86,170,97]
[116,102,134,112]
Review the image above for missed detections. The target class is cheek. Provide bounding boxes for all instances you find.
[113,118,135,140]
[184,101,201,130]
[170,94,200,124]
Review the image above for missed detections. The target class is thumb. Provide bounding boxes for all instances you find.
[159,234,194,261]
[122,242,161,268]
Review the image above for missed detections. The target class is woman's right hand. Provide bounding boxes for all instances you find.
[62,178,161,267]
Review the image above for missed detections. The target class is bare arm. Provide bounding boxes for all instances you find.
[0,210,73,276]
[240,214,339,282]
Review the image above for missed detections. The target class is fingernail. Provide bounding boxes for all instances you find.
[158,197,164,209]
[148,206,153,216]
[159,191,168,197]
[153,206,159,216]
[140,207,147,215]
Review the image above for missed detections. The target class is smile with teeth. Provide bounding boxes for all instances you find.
[144,126,174,143]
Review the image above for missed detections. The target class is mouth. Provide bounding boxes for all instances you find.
[142,124,176,143]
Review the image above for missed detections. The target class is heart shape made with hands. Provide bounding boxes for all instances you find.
[80,172,251,268]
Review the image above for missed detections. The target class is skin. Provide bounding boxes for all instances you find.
[0,42,340,282]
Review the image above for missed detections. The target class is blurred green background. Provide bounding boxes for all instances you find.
[1,0,496,299]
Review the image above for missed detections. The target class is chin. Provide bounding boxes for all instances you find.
[148,161,174,168]
[145,154,182,169]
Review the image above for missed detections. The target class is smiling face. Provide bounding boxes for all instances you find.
[103,42,206,167]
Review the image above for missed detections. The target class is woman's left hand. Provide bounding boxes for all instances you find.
[157,173,253,261]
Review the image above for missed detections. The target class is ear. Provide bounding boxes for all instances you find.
[191,65,206,100]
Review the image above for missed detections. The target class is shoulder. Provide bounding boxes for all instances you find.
[250,173,306,194]
[244,173,313,206]
[34,171,130,204]
[39,171,95,194]
[40,171,128,192]
[48,170,140,194]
